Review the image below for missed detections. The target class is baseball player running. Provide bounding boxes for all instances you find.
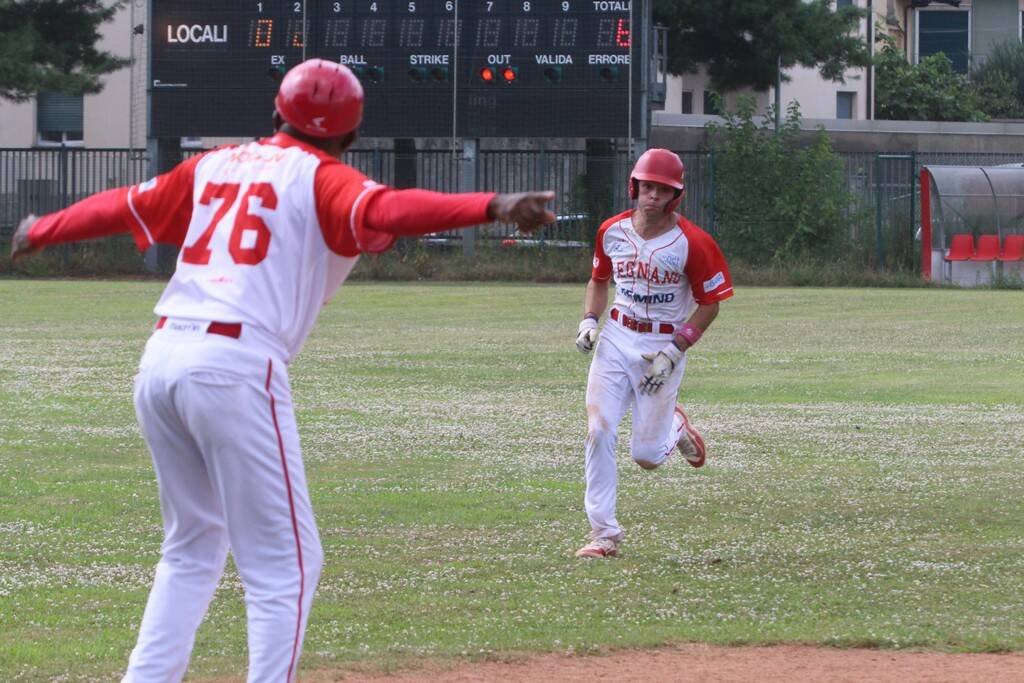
[11,59,554,682]
[573,149,733,559]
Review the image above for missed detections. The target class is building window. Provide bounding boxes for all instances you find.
[681,90,693,114]
[836,0,854,8]
[703,90,721,116]
[836,92,856,119]
[917,10,970,73]
[36,92,84,146]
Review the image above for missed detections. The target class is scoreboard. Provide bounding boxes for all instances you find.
[150,1,643,138]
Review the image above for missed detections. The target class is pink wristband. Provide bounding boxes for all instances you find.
[675,323,703,347]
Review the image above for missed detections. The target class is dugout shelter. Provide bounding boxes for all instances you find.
[921,164,1024,285]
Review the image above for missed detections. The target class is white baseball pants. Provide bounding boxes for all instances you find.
[124,325,322,683]
[583,321,688,542]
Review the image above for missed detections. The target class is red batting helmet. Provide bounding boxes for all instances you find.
[628,148,685,213]
[274,59,364,138]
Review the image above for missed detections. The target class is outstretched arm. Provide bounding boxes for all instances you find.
[361,188,555,239]
[10,187,137,263]
[9,153,205,263]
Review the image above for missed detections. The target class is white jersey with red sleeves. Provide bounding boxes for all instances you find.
[591,210,733,325]
[133,134,383,362]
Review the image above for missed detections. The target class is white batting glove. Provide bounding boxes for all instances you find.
[638,342,684,395]
[575,317,599,353]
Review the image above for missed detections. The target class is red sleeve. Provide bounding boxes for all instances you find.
[28,153,205,252]
[315,162,388,256]
[590,220,614,282]
[362,189,494,240]
[682,220,734,304]
[315,162,495,256]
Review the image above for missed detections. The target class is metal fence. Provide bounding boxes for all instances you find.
[0,148,150,228]
[4,146,1023,272]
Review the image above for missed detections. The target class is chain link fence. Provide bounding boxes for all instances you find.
[3,146,1022,274]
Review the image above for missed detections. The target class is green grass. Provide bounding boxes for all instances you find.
[1,281,1023,681]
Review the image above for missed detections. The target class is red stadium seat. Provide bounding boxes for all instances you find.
[999,234,1024,261]
[970,235,1000,261]
[945,234,974,261]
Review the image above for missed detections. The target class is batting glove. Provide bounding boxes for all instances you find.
[638,342,683,395]
[576,318,599,353]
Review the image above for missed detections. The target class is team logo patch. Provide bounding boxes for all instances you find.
[703,271,725,292]
[138,177,158,194]
[663,254,682,272]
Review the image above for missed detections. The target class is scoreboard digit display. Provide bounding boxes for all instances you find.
[150,1,643,138]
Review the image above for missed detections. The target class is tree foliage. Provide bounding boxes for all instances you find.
[707,96,862,265]
[0,0,128,102]
[972,41,1024,120]
[873,34,987,122]
[654,0,872,92]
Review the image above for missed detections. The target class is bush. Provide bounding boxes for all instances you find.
[972,41,1024,120]
[874,34,988,122]
[706,96,867,267]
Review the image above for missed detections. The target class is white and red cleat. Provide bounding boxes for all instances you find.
[674,404,707,468]
[575,538,619,558]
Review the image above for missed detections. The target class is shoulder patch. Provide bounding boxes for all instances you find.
[703,271,725,292]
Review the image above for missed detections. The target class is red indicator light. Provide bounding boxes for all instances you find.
[502,66,517,82]
[615,18,630,48]
[480,67,495,82]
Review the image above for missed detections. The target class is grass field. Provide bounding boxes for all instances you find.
[1,281,1023,681]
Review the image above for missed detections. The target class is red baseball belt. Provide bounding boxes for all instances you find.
[156,316,242,339]
[610,308,674,334]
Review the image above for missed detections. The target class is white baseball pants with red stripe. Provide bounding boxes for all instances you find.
[583,321,688,543]
[124,326,322,683]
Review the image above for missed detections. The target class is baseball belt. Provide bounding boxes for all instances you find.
[610,308,675,334]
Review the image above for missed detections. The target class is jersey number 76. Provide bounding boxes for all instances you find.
[181,182,278,266]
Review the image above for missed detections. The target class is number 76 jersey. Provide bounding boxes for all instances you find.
[128,134,386,361]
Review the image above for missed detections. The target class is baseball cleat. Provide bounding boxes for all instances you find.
[575,538,619,558]
[674,404,707,468]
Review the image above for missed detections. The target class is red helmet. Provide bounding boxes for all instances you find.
[274,59,364,138]
[628,148,685,213]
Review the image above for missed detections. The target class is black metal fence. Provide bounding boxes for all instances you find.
[3,146,1023,272]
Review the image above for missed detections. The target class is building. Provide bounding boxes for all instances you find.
[659,0,1024,121]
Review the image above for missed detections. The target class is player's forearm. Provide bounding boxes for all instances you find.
[671,302,720,352]
[362,188,496,237]
[28,187,135,249]
[687,302,720,331]
[583,279,609,319]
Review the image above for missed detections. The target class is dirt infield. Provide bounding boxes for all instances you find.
[309,645,1024,682]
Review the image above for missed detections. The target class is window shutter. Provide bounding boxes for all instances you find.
[37,92,84,134]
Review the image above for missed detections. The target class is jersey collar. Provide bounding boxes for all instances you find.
[261,132,339,164]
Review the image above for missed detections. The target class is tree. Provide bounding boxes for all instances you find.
[874,35,987,122]
[972,41,1024,120]
[0,0,128,102]
[654,0,872,92]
